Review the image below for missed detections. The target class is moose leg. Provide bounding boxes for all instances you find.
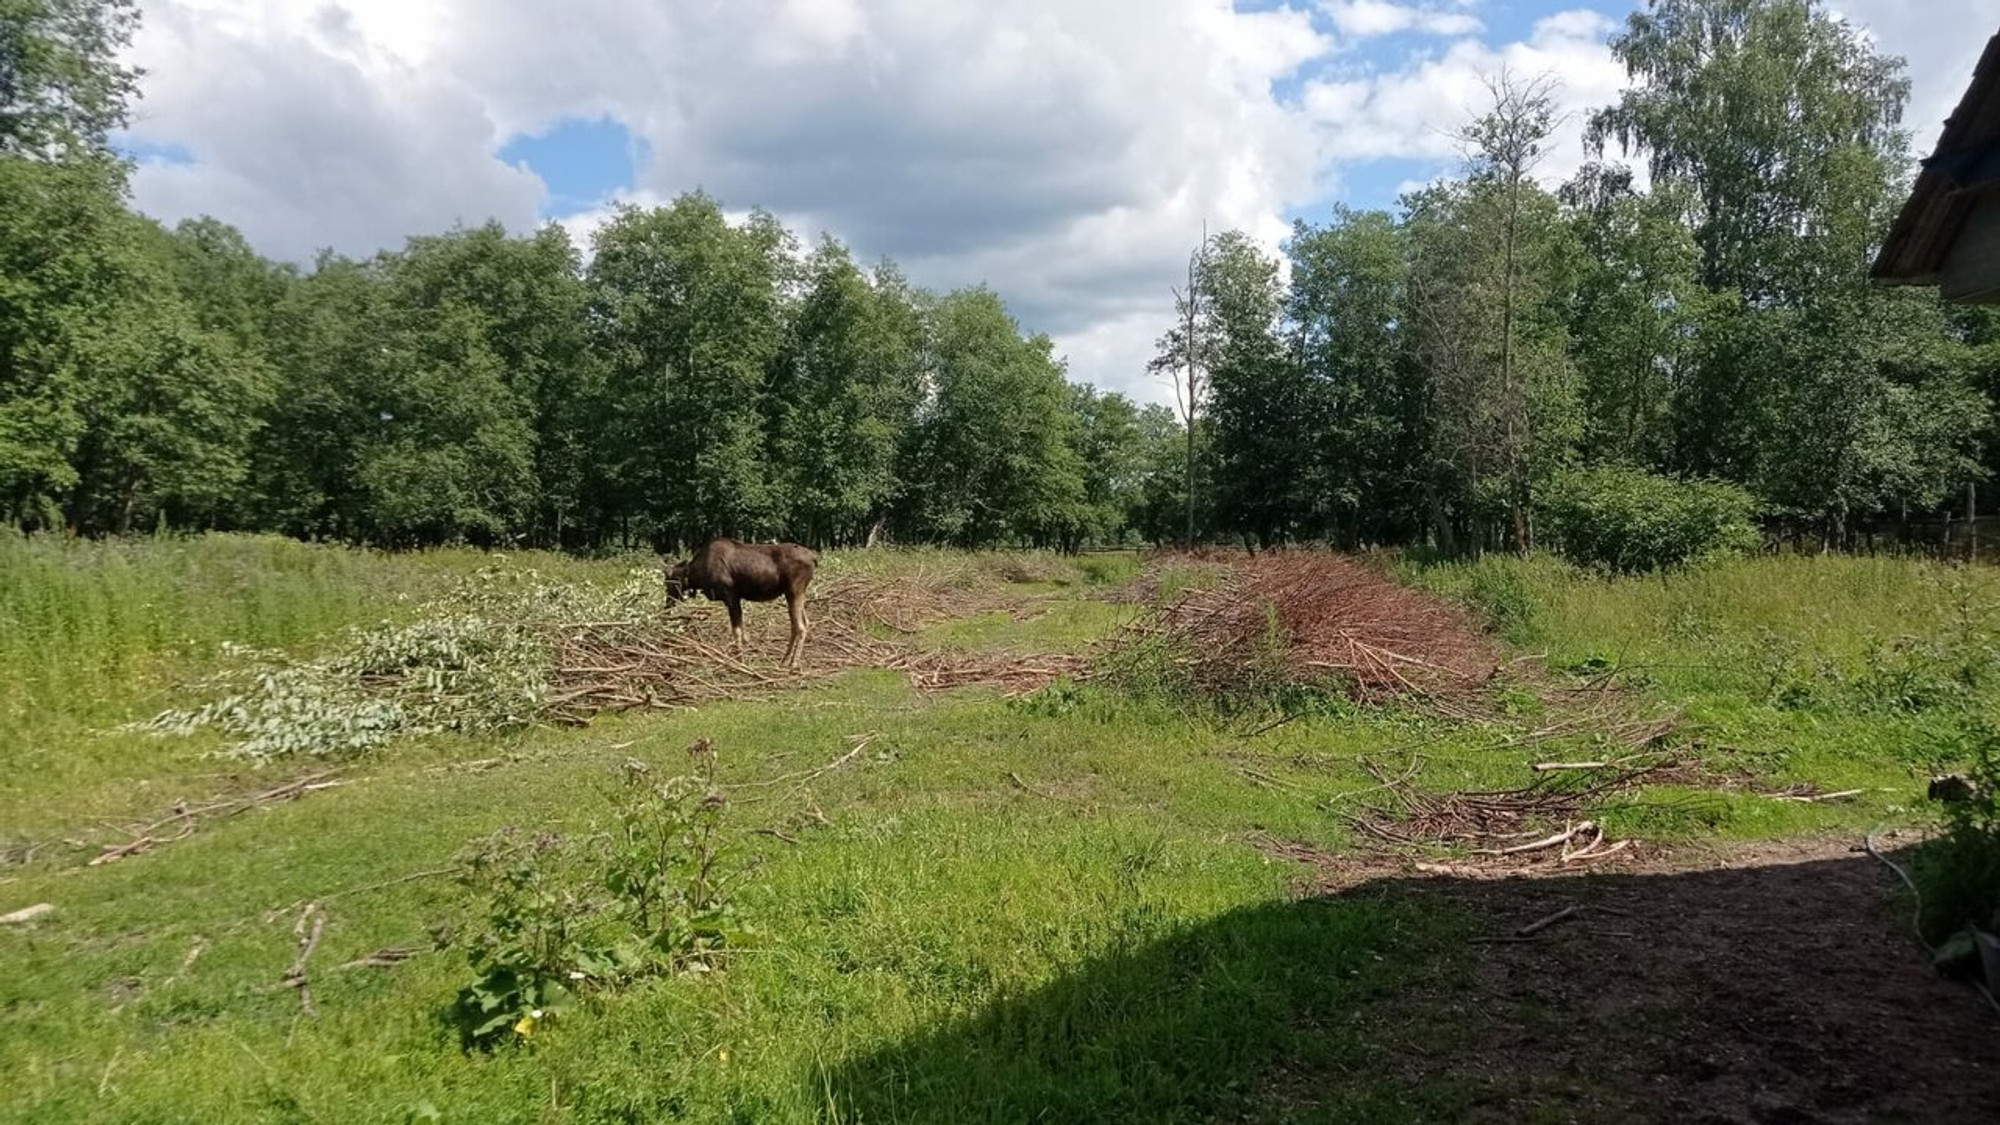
[725,594,745,653]
[785,592,808,671]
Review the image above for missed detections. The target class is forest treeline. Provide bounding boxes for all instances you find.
[5,0,1998,555]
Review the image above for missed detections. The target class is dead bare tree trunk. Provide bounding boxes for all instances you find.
[1155,224,1209,550]
[1185,238,1200,548]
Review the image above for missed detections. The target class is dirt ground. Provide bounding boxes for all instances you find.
[1276,834,2000,1124]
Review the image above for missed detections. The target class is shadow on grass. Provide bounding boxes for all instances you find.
[826,848,2000,1124]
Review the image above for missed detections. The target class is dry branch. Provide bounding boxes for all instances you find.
[1477,821,1595,857]
[730,733,878,797]
[283,903,325,1016]
[1515,904,1580,936]
[337,946,421,971]
[1006,772,1070,802]
[88,770,345,868]
[1,902,54,924]
[1767,788,1865,803]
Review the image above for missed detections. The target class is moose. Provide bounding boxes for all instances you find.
[662,537,819,671]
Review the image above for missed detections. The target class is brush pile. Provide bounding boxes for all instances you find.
[1110,550,1502,703]
[131,565,1080,762]
[544,576,1081,723]
[1345,753,1688,866]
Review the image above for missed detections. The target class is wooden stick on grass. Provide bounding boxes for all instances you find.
[283,903,325,1017]
[1474,820,1595,857]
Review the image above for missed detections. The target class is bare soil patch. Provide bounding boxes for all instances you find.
[1265,833,2000,1124]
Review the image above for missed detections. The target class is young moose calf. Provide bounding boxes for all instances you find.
[663,538,818,671]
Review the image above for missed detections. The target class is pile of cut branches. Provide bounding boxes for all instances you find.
[1107,550,1503,703]
[1345,751,1691,866]
[543,589,1081,724]
[129,564,1077,761]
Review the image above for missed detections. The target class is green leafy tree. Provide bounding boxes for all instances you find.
[1588,0,1979,541]
[255,253,383,538]
[0,154,119,526]
[1403,172,1579,555]
[590,195,789,547]
[151,216,293,356]
[1286,206,1420,545]
[1456,69,1581,551]
[257,227,562,547]
[1199,230,1306,546]
[1,152,269,533]
[1129,403,1199,545]
[1560,166,1708,470]
[384,222,595,546]
[768,239,921,546]
[1588,0,1910,304]
[0,0,139,158]
[63,277,272,533]
[1064,385,1147,549]
[899,288,1084,547]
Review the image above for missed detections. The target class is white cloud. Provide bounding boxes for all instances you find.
[1302,10,1626,188]
[1323,1,1482,40]
[125,0,1334,401]
[116,2,1979,405]
[125,2,544,261]
[1830,0,1994,162]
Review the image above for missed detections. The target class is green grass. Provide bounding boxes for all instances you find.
[0,537,1984,1122]
[1409,551,2000,811]
[0,533,634,837]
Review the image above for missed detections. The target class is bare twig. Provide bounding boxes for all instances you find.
[1768,788,1865,803]
[1516,904,1581,936]
[1006,771,1077,803]
[283,903,325,1017]
[321,865,463,902]
[1475,821,1595,857]
[730,733,878,795]
[337,946,421,971]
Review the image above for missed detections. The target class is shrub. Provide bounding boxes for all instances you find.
[1538,464,1760,574]
[450,742,753,1049]
[1915,723,2000,958]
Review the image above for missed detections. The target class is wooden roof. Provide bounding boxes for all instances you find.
[1871,31,2000,288]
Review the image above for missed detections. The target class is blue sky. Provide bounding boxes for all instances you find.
[117,0,1983,403]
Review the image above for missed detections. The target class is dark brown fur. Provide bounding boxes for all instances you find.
[664,537,818,669]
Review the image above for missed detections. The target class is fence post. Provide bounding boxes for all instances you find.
[1970,482,1979,563]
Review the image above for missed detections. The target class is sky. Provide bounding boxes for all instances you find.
[116,1,1992,406]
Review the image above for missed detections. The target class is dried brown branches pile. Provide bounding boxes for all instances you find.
[1113,550,1503,703]
[1345,753,1686,866]
[544,575,1080,723]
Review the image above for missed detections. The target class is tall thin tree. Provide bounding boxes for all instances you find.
[1458,67,1563,553]
[1151,224,1209,546]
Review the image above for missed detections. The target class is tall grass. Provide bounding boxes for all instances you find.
[1409,551,2000,703]
[0,532,629,830]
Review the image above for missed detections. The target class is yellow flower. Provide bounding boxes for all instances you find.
[514,1013,537,1037]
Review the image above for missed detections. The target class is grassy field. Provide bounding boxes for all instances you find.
[2,537,1992,1123]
